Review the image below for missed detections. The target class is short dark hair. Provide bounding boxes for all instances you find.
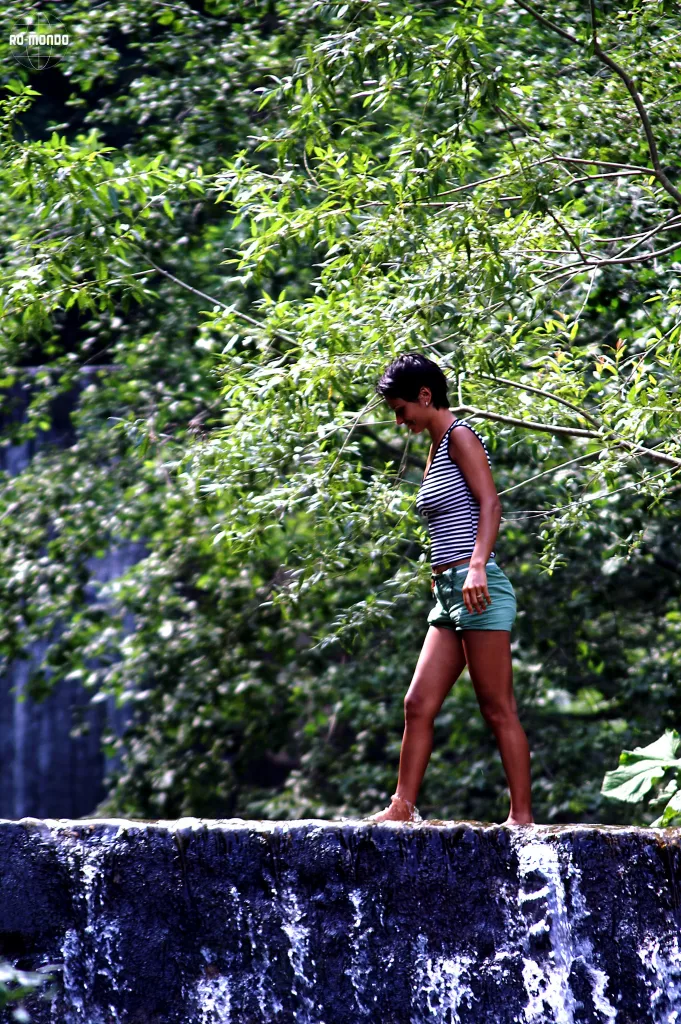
[375,352,450,409]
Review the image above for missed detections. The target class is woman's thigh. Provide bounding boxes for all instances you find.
[460,630,516,719]
[404,625,468,719]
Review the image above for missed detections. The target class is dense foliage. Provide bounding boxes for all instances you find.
[1,0,680,826]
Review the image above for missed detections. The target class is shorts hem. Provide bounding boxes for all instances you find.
[428,614,512,630]
[428,618,514,632]
[458,625,513,632]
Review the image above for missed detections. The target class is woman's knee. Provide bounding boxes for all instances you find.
[480,699,517,727]
[404,686,439,722]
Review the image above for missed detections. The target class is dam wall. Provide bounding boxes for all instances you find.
[1,817,680,1023]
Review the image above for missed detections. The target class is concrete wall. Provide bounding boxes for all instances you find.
[1,817,680,1023]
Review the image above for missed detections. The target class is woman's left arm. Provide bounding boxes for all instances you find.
[448,426,502,612]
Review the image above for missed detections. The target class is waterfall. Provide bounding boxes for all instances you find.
[1,817,680,1023]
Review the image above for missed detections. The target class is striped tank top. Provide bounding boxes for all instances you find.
[415,419,496,568]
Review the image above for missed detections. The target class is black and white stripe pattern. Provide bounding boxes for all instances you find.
[415,419,496,568]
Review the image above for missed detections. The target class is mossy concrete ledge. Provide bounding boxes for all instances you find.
[1,817,681,1023]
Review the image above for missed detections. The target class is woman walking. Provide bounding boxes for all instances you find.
[368,353,534,826]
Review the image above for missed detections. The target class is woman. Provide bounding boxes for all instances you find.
[368,352,534,826]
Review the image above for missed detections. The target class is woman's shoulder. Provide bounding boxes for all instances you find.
[447,419,492,465]
[451,418,489,445]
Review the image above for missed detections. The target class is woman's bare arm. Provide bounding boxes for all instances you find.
[448,426,502,568]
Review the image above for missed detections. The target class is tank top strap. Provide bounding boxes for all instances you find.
[439,419,458,452]
[432,419,459,465]
[442,419,459,442]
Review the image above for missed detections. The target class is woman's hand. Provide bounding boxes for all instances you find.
[462,566,492,614]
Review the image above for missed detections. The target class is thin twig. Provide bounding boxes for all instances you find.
[326,396,383,478]
[130,246,297,339]
[477,372,600,427]
[545,209,589,262]
[497,450,602,497]
[395,432,411,487]
[475,371,681,467]
[547,155,655,174]
[503,462,681,519]
[591,214,681,243]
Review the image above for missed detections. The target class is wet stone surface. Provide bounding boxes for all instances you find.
[0,818,680,1023]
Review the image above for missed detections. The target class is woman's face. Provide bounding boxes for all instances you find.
[386,391,431,433]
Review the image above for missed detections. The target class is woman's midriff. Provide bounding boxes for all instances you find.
[432,556,472,575]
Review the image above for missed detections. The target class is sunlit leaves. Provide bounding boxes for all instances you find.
[1,0,681,828]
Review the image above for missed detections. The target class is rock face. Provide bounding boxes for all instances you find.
[1,817,680,1023]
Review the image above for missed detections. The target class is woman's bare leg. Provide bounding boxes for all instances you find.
[461,630,534,825]
[372,626,467,820]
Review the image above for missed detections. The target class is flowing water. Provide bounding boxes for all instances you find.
[1,817,680,1023]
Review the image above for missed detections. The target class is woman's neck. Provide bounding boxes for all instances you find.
[427,410,457,448]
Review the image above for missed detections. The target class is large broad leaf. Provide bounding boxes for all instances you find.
[650,788,681,828]
[601,729,681,803]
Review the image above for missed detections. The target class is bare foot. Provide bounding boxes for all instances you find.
[367,794,419,823]
[502,815,535,826]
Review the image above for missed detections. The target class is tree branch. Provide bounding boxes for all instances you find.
[326,395,383,478]
[496,450,604,497]
[552,155,656,174]
[540,239,681,280]
[607,218,681,263]
[513,0,681,208]
[591,38,681,207]
[136,251,259,325]
[512,0,579,45]
[591,214,681,243]
[453,403,681,468]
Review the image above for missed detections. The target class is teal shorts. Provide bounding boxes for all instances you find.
[427,559,517,633]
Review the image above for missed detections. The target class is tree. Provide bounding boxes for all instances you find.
[1,0,680,825]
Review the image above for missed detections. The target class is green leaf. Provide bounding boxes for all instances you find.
[601,730,681,803]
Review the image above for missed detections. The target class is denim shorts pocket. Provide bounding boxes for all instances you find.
[454,565,517,631]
